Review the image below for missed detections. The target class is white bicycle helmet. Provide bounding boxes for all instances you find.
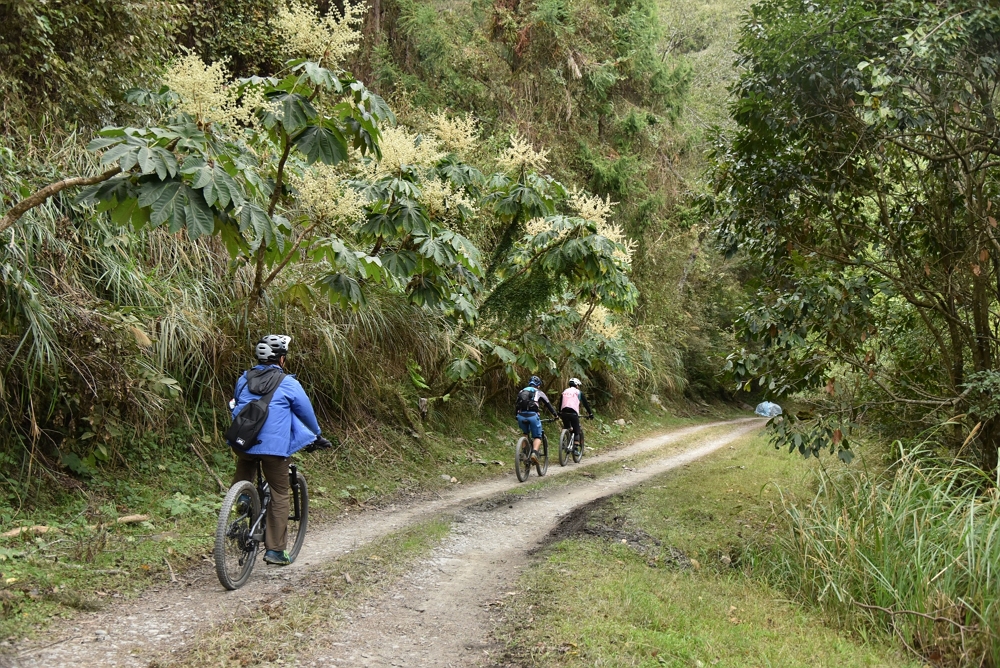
[568,377,581,387]
[255,334,291,363]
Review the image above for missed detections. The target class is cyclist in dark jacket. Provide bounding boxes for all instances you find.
[514,376,559,463]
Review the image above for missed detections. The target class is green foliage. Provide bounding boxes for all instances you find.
[0,0,182,127]
[499,430,917,667]
[713,0,1000,465]
[766,441,1000,666]
[0,0,753,509]
[160,491,218,517]
[178,0,284,77]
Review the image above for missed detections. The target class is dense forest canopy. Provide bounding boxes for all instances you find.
[9,0,997,483]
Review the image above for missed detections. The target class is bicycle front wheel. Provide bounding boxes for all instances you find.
[559,429,572,467]
[215,480,260,590]
[286,471,309,562]
[536,433,549,477]
[515,437,531,482]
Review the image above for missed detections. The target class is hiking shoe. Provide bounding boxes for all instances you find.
[529,450,540,464]
[235,493,252,515]
[263,550,291,565]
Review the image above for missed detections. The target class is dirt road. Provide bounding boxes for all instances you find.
[10,418,762,668]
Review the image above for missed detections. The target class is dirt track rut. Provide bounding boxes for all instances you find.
[10,418,762,668]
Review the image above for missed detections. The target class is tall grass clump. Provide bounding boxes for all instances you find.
[765,445,1000,666]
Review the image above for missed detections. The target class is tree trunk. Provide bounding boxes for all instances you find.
[976,416,1000,475]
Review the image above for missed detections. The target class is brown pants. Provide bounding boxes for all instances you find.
[234,454,290,552]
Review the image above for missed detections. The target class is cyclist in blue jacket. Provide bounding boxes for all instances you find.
[230,335,330,565]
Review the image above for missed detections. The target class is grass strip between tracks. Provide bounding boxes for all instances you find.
[491,430,922,668]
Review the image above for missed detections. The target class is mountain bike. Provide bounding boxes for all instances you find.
[214,460,309,590]
[558,414,592,466]
[514,418,554,482]
[558,427,583,466]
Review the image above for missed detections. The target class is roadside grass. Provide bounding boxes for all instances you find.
[0,402,734,640]
[763,444,1000,667]
[152,516,453,667]
[493,432,920,668]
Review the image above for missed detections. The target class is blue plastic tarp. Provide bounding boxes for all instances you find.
[754,401,783,418]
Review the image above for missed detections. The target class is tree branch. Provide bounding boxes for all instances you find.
[251,131,294,306]
[0,168,121,235]
[259,220,320,292]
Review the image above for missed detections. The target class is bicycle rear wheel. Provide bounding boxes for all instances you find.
[215,480,260,590]
[536,433,549,476]
[559,429,572,467]
[514,437,531,482]
[286,470,309,562]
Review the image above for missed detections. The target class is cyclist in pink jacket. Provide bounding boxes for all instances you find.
[558,378,594,456]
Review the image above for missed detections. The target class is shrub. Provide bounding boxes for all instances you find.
[764,444,1000,666]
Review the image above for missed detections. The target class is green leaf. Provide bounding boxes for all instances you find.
[382,250,418,280]
[87,137,124,151]
[184,187,215,239]
[294,125,348,165]
[492,345,517,363]
[239,203,277,248]
[110,197,149,229]
[192,164,244,209]
[317,272,366,309]
[446,358,480,381]
[137,146,178,180]
[100,143,139,169]
[282,94,317,135]
[139,180,185,231]
[60,452,95,477]
[300,61,342,92]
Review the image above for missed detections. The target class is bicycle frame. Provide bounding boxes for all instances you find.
[248,460,303,545]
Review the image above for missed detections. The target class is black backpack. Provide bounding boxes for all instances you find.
[225,368,286,452]
[515,387,539,413]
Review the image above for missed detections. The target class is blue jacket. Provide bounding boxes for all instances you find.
[231,365,321,457]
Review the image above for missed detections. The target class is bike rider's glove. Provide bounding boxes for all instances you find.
[587,414,595,420]
[305,436,333,452]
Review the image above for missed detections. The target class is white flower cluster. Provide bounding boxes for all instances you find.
[580,304,622,340]
[277,0,366,65]
[420,177,477,223]
[367,126,445,177]
[525,217,551,237]
[431,112,479,156]
[524,216,571,244]
[295,164,366,227]
[568,190,636,266]
[163,55,261,129]
[497,133,549,173]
